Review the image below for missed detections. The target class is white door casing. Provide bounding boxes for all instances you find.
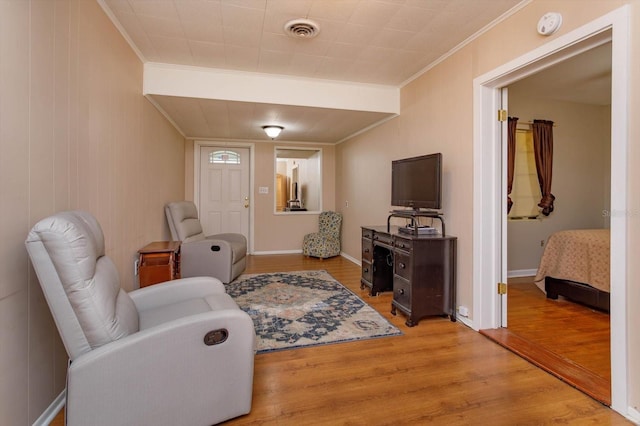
[499,87,509,328]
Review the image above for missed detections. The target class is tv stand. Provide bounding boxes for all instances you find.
[387,210,445,236]
[360,225,457,327]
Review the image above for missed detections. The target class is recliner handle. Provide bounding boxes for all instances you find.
[210,245,221,252]
[204,329,228,346]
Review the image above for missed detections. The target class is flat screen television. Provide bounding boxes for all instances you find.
[391,153,442,211]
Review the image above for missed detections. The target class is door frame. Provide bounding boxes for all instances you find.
[194,141,255,254]
[472,6,629,414]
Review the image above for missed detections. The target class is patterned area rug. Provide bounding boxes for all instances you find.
[227,270,402,353]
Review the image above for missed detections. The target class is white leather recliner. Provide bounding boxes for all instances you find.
[25,210,256,426]
[165,201,247,284]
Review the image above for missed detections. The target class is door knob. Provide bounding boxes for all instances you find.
[244,196,249,208]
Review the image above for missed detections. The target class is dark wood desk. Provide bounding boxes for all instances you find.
[361,225,457,327]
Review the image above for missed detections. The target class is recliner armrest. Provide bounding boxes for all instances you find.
[129,277,225,311]
[208,233,247,245]
[182,238,234,254]
[66,309,256,426]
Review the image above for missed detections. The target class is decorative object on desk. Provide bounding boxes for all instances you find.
[302,211,342,259]
[398,225,439,235]
[227,270,402,353]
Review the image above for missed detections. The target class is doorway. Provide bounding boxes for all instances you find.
[472,6,630,414]
[196,144,252,249]
[504,41,612,403]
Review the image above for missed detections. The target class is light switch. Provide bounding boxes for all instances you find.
[259,187,269,194]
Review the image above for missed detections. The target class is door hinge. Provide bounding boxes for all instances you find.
[497,109,507,122]
[497,282,508,295]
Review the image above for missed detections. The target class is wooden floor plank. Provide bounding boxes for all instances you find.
[51,255,628,425]
[506,281,610,380]
[480,328,610,404]
[491,280,612,405]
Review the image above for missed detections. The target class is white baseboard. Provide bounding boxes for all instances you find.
[33,389,65,426]
[251,249,302,255]
[625,406,640,424]
[455,314,474,329]
[507,269,537,278]
[340,252,360,266]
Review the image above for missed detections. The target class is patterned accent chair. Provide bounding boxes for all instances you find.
[302,211,342,259]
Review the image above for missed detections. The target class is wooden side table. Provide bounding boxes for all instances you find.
[138,241,181,287]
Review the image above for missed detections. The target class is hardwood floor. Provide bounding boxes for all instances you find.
[481,280,611,405]
[51,255,629,425]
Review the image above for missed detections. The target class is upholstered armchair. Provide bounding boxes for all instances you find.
[25,210,256,426]
[302,211,343,259]
[165,201,247,284]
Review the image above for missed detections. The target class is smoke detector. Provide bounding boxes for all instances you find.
[284,18,320,39]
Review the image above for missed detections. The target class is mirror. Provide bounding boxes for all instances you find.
[275,147,322,213]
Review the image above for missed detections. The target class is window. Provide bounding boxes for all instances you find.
[275,148,322,213]
[209,150,240,164]
[508,128,541,220]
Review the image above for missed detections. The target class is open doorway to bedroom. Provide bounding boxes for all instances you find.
[473,7,631,412]
[503,41,612,404]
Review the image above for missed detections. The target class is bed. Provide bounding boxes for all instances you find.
[534,229,610,312]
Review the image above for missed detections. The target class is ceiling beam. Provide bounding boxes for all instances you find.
[143,63,400,115]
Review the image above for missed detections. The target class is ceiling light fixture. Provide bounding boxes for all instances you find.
[262,125,284,139]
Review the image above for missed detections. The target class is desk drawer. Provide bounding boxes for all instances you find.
[393,276,411,309]
[394,250,412,280]
[394,236,412,251]
[361,260,373,283]
[362,238,373,262]
[373,233,392,246]
[362,228,373,239]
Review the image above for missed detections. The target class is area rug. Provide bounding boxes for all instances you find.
[226,270,402,353]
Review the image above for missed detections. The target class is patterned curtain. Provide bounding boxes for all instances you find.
[532,119,555,216]
[507,117,518,213]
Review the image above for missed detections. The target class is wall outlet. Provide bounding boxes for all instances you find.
[345,200,349,207]
[458,305,469,317]
[540,239,545,247]
[134,259,139,276]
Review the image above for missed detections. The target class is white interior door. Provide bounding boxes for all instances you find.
[199,147,250,240]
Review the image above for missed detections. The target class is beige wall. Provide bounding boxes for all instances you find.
[507,96,611,272]
[0,1,185,424]
[186,141,335,252]
[3,0,639,422]
[337,0,639,413]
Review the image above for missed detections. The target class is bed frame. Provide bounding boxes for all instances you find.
[545,277,610,313]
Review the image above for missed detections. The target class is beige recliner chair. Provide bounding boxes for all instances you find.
[165,201,247,284]
[25,210,256,426]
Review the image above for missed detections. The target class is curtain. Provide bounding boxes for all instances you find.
[532,119,555,216]
[507,117,518,213]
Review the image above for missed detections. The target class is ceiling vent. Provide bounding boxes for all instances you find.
[284,18,320,39]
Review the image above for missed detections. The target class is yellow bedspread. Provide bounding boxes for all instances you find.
[534,229,610,293]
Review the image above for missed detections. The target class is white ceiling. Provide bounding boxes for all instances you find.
[509,42,612,106]
[99,0,528,142]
